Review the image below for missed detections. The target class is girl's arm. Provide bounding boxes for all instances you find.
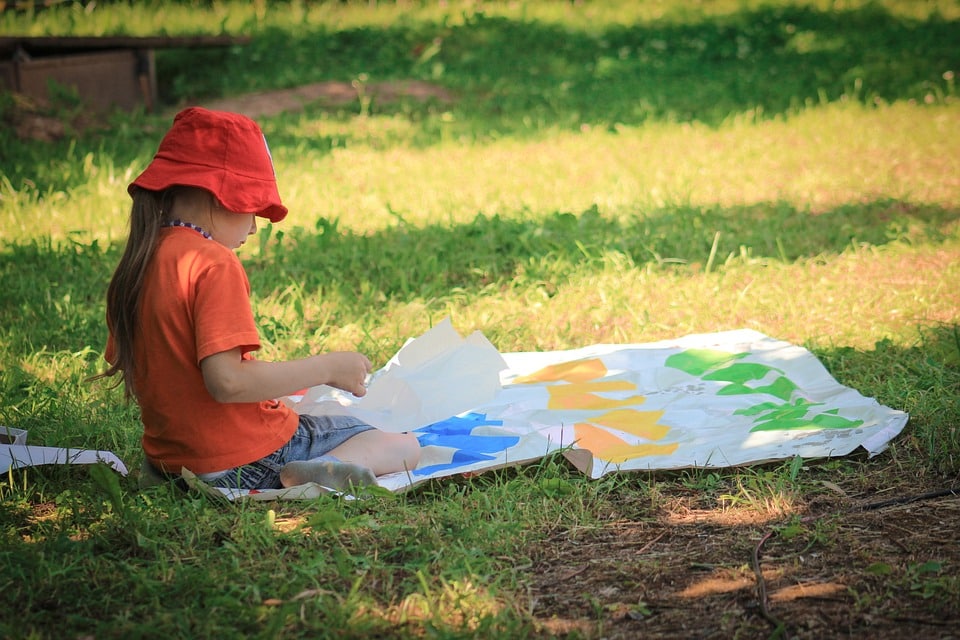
[200,348,371,403]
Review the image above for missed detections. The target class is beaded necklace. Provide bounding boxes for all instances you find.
[164,219,212,240]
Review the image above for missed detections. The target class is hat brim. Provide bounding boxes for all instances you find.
[130,157,288,223]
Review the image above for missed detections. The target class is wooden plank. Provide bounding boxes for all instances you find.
[12,49,145,111]
[0,34,251,57]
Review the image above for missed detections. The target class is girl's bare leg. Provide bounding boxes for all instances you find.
[327,430,421,476]
[278,430,421,489]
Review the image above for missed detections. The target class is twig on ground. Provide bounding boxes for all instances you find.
[750,487,959,637]
[857,488,959,511]
[751,530,788,635]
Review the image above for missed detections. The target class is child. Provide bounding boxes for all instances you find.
[94,106,420,492]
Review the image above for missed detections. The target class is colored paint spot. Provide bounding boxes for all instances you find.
[589,408,669,440]
[412,413,519,477]
[716,376,798,401]
[547,381,645,410]
[665,349,746,376]
[736,398,820,421]
[596,441,680,463]
[735,398,864,432]
[573,423,678,463]
[703,362,780,384]
[573,422,624,452]
[513,358,606,384]
[548,380,636,397]
[749,411,864,432]
[549,392,648,410]
[413,449,509,476]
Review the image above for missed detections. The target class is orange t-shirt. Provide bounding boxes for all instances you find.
[105,227,298,474]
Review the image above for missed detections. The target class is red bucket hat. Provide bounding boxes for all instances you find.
[129,107,288,222]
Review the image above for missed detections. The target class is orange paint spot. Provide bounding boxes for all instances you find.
[573,422,626,452]
[513,358,607,384]
[573,423,679,463]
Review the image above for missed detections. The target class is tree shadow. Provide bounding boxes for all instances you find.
[249,198,959,302]
[1,197,955,359]
[5,177,954,364]
[160,3,959,129]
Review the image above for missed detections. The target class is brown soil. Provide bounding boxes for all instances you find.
[200,79,455,119]
[523,462,960,639]
[5,80,455,140]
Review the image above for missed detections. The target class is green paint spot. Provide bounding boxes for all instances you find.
[756,418,817,431]
[754,405,813,424]
[714,375,797,401]
[810,413,864,429]
[740,398,815,423]
[735,402,781,416]
[703,362,777,384]
[717,383,755,396]
[743,398,864,432]
[668,347,864,433]
[665,349,746,375]
[749,414,864,431]
[753,376,798,401]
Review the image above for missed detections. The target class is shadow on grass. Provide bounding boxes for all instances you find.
[159,3,959,128]
[0,197,955,358]
[247,198,959,301]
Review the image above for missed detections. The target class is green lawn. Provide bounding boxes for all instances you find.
[1,1,958,637]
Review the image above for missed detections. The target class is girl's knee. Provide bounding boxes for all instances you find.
[398,431,422,468]
[380,431,421,470]
[331,428,421,475]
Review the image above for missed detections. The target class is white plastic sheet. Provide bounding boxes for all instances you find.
[294,318,508,433]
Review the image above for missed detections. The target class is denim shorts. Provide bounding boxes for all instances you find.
[206,414,375,490]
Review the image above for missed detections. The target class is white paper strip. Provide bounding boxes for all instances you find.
[1,444,128,475]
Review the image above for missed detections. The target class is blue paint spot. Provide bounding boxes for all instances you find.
[412,412,520,476]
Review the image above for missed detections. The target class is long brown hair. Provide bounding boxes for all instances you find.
[91,187,178,398]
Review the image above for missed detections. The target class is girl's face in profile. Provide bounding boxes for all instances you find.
[210,209,257,249]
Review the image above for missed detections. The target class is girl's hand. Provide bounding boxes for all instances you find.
[319,351,372,397]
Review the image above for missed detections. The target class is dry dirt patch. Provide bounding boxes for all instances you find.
[523,470,960,639]
[200,79,455,119]
[6,80,455,140]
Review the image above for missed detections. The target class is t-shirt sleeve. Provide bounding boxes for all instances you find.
[192,254,262,363]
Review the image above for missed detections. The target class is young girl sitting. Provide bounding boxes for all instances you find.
[95,106,420,492]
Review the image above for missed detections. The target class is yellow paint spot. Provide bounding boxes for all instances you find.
[513,358,607,384]
[597,441,679,463]
[549,380,636,396]
[546,381,645,410]
[590,409,669,440]
[549,392,647,410]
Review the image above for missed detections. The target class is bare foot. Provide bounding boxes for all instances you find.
[279,458,377,492]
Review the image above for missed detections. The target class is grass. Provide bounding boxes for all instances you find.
[1,0,959,637]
